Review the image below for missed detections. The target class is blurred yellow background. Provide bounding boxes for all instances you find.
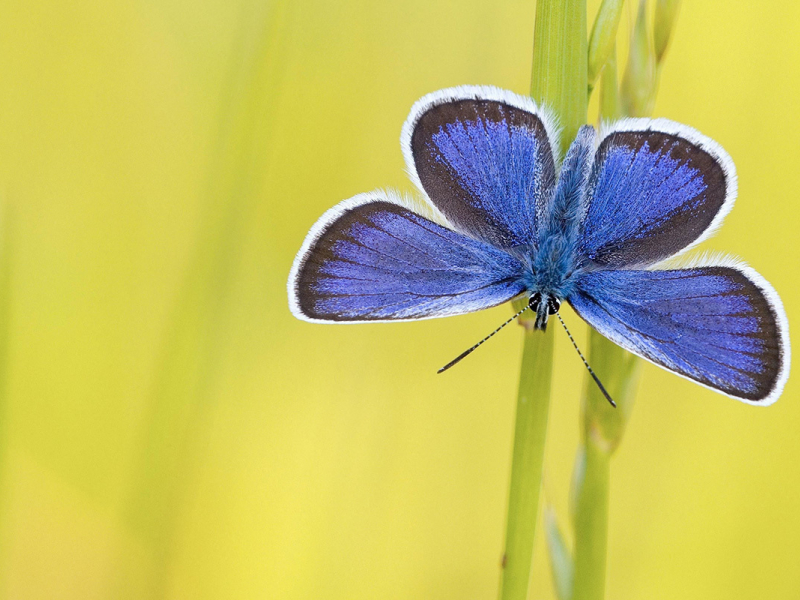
[0,0,797,598]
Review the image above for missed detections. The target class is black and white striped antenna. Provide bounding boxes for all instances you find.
[437,301,617,409]
[555,312,616,408]
[437,303,531,374]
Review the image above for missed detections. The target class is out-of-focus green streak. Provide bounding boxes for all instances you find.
[0,203,12,563]
[587,0,625,95]
[654,0,681,63]
[545,506,574,600]
[652,0,682,107]
[621,0,656,117]
[117,2,289,596]
[598,44,621,121]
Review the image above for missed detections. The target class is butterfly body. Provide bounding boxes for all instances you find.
[289,86,790,405]
[527,124,598,328]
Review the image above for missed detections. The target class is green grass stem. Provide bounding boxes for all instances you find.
[571,38,643,597]
[571,334,641,600]
[499,325,555,600]
[498,2,587,598]
[569,6,682,592]
[570,438,610,600]
[530,0,588,157]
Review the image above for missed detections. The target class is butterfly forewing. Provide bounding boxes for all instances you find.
[402,86,558,250]
[288,193,527,323]
[579,119,736,268]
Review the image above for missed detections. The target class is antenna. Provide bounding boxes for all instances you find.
[555,312,616,408]
[438,303,531,374]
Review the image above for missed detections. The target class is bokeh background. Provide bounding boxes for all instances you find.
[0,0,797,598]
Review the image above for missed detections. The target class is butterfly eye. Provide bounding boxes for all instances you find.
[528,293,542,311]
[547,297,561,315]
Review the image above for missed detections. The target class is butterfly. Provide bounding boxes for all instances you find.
[288,86,790,405]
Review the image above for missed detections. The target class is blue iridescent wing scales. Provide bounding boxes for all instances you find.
[288,193,527,322]
[568,266,790,404]
[579,119,736,268]
[402,86,558,249]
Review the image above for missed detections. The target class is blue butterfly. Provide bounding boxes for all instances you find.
[288,86,790,405]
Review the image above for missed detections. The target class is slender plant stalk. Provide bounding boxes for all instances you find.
[498,2,587,599]
[499,325,555,599]
[571,2,680,595]
[530,0,588,157]
[571,33,641,600]
[570,437,610,600]
[571,334,641,600]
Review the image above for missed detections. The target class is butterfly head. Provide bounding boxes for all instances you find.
[528,292,561,330]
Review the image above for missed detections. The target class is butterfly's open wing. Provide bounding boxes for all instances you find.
[288,192,527,323]
[569,266,790,404]
[402,86,559,250]
[579,119,736,268]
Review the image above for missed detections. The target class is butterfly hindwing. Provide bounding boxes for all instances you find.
[568,265,790,404]
[402,86,558,250]
[288,192,527,323]
[579,119,736,268]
